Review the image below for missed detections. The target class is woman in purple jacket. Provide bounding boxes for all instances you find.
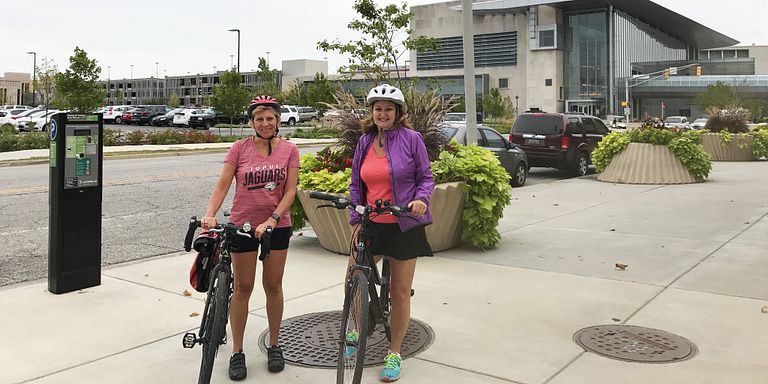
[348,83,435,382]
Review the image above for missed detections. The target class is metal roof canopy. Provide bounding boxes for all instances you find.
[449,0,738,49]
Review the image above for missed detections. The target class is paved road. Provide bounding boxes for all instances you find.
[105,123,312,137]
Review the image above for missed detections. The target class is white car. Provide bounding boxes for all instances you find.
[0,108,32,125]
[663,116,690,130]
[15,110,60,132]
[690,118,708,130]
[173,108,202,127]
[280,106,301,126]
[28,110,66,132]
[104,105,132,123]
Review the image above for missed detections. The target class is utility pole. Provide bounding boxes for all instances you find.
[26,51,36,106]
[228,29,240,73]
[461,0,477,145]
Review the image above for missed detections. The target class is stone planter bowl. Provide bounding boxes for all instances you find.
[597,142,703,184]
[700,133,754,161]
[297,181,465,254]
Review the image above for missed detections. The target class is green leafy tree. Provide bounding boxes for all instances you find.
[282,79,307,106]
[317,0,437,87]
[252,58,281,99]
[697,81,736,112]
[53,47,105,112]
[306,72,338,112]
[482,88,506,118]
[168,93,180,108]
[35,57,58,109]
[209,69,251,123]
[114,88,125,105]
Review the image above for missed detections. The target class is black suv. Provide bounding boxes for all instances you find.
[188,109,230,130]
[509,113,609,176]
[133,105,173,126]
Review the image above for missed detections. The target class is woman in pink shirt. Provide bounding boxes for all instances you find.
[200,95,299,381]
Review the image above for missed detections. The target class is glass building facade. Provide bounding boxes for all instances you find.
[563,8,689,117]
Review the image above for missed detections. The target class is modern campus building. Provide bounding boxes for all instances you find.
[0,73,32,106]
[407,0,768,119]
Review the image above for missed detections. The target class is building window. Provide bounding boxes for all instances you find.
[539,30,555,48]
[499,78,509,89]
[417,31,518,70]
[545,79,553,86]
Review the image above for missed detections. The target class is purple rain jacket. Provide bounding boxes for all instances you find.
[349,126,435,233]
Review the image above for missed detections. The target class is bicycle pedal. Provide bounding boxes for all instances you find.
[182,332,198,349]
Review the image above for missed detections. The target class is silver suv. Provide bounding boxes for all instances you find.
[297,107,318,123]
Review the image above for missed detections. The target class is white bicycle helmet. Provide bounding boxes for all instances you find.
[366,84,405,108]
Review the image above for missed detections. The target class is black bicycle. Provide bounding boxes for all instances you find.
[309,191,414,384]
[182,214,272,384]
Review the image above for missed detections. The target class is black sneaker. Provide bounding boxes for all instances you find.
[267,345,285,372]
[228,352,247,381]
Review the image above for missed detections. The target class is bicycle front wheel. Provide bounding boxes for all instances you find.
[337,272,369,384]
[198,269,229,384]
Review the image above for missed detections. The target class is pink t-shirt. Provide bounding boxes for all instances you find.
[224,138,300,228]
[360,144,397,224]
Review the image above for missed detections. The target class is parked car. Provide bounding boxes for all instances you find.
[441,123,529,187]
[15,110,59,132]
[28,110,65,132]
[132,105,173,125]
[690,118,708,129]
[663,116,690,130]
[606,115,627,130]
[508,112,610,176]
[104,105,132,124]
[0,108,30,125]
[0,105,32,110]
[173,108,202,127]
[120,108,139,124]
[188,109,230,129]
[151,108,183,126]
[296,106,319,123]
[442,112,484,123]
[280,106,301,126]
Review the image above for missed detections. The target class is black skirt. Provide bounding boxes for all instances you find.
[365,222,433,260]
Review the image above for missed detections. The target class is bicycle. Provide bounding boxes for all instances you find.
[181,214,272,384]
[308,191,414,384]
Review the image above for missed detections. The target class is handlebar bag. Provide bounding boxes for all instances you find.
[189,230,220,293]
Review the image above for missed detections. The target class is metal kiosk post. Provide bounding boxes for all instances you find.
[48,113,104,294]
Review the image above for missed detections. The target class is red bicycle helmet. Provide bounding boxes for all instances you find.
[247,95,281,117]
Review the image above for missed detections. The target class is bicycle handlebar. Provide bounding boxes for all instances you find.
[183,216,254,252]
[308,191,412,216]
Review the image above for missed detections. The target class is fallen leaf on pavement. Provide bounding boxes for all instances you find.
[610,228,616,232]
[296,232,303,236]
[183,289,192,297]
[190,312,200,317]
[762,306,768,314]
[615,263,628,270]
[612,318,621,322]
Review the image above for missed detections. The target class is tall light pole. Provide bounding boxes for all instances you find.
[228,28,240,73]
[155,61,159,101]
[26,51,36,106]
[107,66,111,105]
[130,64,134,105]
[461,0,478,145]
[266,51,271,67]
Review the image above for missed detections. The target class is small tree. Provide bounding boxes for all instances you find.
[35,57,58,110]
[209,69,251,123]
[54,47,105,112]
[317,0,436,87]
[282,79,307,106]
[252,58,281,99]
[697,81,736,112]
[114,89,125,105]
[306,72,339,113]
[482,88,506,118]
[168,93,180,108]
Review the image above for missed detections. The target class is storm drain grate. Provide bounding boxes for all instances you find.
[574,325,698,363]
[258,311,434,368]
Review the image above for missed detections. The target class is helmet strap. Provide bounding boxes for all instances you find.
[254,132,276,155]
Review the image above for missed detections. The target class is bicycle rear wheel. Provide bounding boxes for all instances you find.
[337,272,369,384]
[198,269,229,384]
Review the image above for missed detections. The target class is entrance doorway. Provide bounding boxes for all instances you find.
[565,100,605,118]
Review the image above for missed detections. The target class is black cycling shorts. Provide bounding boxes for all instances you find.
[366,222,433,260]
[229,226,292,253]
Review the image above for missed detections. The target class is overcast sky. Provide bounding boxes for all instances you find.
[2,0,765,80]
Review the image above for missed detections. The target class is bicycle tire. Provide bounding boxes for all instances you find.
[337,272,369,384]
[198,269,229,384]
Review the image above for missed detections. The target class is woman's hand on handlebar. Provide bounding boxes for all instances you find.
[408,200,427,217]
[201,216,218,230]
[256,217,277,238]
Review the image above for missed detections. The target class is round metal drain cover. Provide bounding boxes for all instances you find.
[574,325,697,363]
[258,311,434,368]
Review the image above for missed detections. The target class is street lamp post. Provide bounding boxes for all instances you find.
[266,51,271,67]
[26,51,36,106]
[228,28,240,73]
[515,95,519,117]
[155,61,159,101]
[130,64,134,105]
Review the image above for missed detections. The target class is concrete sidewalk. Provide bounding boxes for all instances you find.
[2,161,767,384]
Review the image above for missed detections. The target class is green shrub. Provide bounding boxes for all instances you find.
[1,123,17,135]
[123,130,146,145]
[287,128,339,139]
[103,128,123,146]
[592,132,630,172]
[16,133,50,150]
[432,141,512,249]
[749,125,768,159]
[483,117,514,134]
[667,136,712,179]
[0,133,18,151]
[705,107,750,133]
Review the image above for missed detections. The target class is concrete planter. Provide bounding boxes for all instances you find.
[296,181,465,254]
[597,142,702,184]
[701,133,755,161]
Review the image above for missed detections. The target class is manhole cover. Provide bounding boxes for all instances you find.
[258,311,434,368]
[574,325,697,363]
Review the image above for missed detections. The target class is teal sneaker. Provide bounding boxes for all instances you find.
[344,330,359,358]
[379,352,401,382]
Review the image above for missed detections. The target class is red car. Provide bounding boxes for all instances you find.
[120,108,137,124]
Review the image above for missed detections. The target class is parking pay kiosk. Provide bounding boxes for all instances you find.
[48,113,104,294]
